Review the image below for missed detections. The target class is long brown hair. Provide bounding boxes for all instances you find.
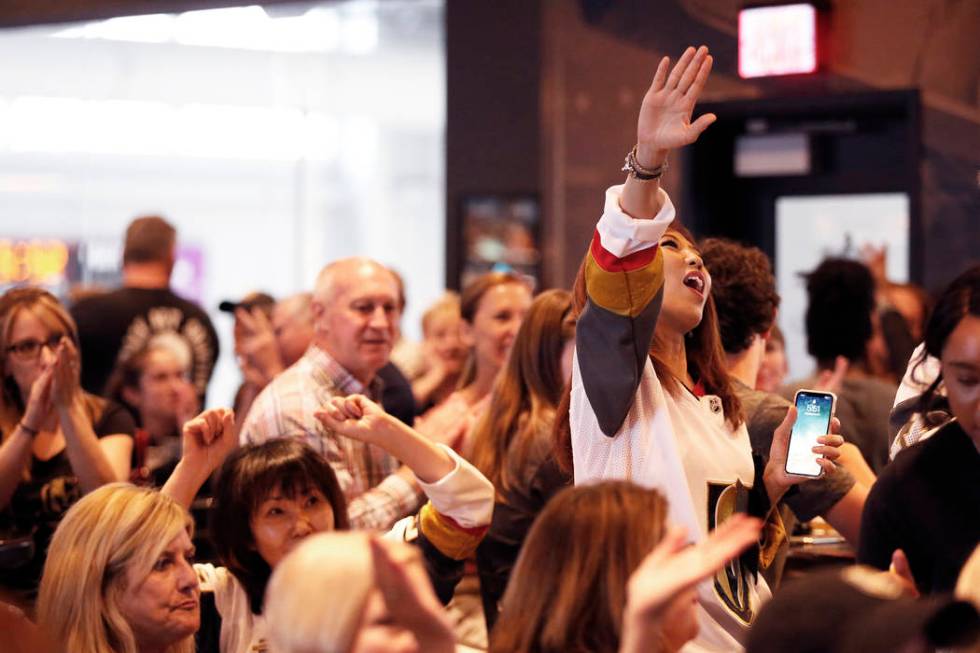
[0,287,106,436]
[470,289,574,493]
[457,271,527,389]
[490,481,668,653]
[555,224,741,472]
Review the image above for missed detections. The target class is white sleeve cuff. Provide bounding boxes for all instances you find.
[596,184,675,257]
[416,445,494,529]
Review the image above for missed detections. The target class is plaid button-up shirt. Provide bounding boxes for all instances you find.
[240,345,421,530]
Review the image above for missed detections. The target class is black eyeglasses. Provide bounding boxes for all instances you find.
[5,334,65,361]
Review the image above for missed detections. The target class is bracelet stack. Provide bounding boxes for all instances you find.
[622,145,669,180]
[18,421,40,437]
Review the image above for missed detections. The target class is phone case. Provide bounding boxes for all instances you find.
[785,389,837,478]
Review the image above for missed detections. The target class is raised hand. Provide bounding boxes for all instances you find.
[636,45,716,167]
[621,515,762,652]
[315,394,396,446]
[235,307,284,382]
[860,243,888,287]
[181,407,236,475]
[370,538,455,653]
[318,395,456,484]
[163,407,236,507]
[764,407,845,502]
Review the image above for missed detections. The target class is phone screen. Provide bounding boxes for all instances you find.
[786,391,834,477]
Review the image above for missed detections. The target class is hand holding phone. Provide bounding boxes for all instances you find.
[785,390,837,477]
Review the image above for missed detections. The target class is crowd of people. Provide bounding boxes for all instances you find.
[0,45,978,653]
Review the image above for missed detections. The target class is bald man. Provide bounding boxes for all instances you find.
[240,258,421,530]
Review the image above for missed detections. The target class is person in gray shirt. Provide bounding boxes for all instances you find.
[701,239,867,587]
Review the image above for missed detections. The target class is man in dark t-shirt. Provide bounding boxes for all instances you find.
[71,216,219,402]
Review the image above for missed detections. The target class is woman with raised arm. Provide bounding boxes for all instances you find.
[556,46,842,651]
[160,398,493,653]
[489,481,762,653]
[0,287,133,594]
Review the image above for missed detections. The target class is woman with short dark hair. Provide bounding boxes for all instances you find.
[161,399,494,653]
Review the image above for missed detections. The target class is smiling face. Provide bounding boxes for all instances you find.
[941,314,980,444]
[658,229,711,337]
[460,282,532,380]
[314,262,400,384]
[250,484,336,568]
[117,530,200,652]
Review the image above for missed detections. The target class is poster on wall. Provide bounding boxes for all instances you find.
[459,195,540,289]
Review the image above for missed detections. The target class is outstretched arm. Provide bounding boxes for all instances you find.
[576,46,716,437]
[319,395,494,557]
[317,395,454,483]
[162,408,236,509]
[621,45,716,219]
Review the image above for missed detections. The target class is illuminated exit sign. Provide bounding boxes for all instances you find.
[739,3,818,78]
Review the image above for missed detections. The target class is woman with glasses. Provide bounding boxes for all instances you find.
[0,287,134,595]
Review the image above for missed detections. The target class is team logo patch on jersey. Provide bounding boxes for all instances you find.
[707,480,755,624]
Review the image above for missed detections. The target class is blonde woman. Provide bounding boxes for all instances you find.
[36,483,197,653]
[0,287,133,592]
[265,532,465,653]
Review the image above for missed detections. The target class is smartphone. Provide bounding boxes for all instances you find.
[785,390,837,477]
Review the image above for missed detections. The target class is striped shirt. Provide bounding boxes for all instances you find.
[240,345,421,530]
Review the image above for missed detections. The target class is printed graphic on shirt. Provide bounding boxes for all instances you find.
[116,307,214,394]
[39,475,80,522]
[707,480,754,624]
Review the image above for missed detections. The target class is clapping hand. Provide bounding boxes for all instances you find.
[635,45,716,168]
[50,337,82,409]
[22,365,55,432]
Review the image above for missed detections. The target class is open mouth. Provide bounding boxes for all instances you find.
[683,271,706,295]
